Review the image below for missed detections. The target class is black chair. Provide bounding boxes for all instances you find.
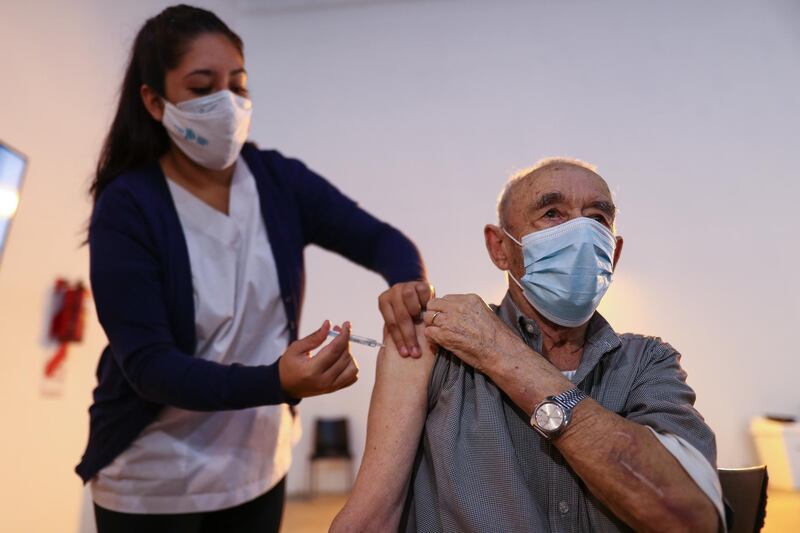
[309,417,353,496]
[718,466,768,532]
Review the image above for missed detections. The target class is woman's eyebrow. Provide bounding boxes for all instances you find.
[184,69,214,79]
[184,68,246,79]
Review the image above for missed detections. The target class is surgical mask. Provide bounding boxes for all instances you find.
[504,217,616,327]
[162,89,252,170]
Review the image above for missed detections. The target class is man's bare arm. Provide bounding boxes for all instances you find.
[492,350,719,532]
[330,324,435,532]
[423,294,720,533]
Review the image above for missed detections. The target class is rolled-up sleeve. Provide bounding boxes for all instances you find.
[647,429,726,527]
[623,339,717,466]
[624,340,724,527]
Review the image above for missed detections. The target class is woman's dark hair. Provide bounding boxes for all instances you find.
[89,4,243,203]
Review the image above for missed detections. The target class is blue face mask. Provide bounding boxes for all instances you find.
[504,217,617,327]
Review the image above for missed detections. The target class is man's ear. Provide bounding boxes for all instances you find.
[612,235,624,271]
[485,224,513,271]
[140,84,165,122]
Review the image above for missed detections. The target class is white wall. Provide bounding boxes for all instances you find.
[1,0,798,531]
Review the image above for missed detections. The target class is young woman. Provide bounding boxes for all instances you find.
[76,5,429,532]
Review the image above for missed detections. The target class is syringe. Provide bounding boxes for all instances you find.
[327,330,385,348]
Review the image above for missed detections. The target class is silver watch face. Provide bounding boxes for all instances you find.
[535,402,566,432]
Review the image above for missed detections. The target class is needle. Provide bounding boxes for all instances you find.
[327,330,384,348]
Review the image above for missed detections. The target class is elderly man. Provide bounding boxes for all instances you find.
[332,159,724,532]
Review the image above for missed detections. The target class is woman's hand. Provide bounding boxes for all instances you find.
[379,280,434,358]
[279,321,359,399]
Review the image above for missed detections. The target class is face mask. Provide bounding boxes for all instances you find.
[504,217,617,327]
[161,89,252,170]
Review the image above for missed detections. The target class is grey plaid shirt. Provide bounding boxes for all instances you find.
[402,292,717,533]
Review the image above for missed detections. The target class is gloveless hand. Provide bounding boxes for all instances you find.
[279,321,359,399]
[378,280,434,358]
[421,294,523,374]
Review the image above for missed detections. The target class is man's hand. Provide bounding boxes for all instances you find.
[423,298,720,533]
[279,321,359,399]
[421,294,522,374]
[378,280,433,358]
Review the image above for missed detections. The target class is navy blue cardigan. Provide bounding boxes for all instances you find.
[76,144,425,483]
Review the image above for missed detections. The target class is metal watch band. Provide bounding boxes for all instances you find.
[551,387,588,411]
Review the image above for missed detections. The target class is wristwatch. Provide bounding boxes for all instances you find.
[531,387,588,439]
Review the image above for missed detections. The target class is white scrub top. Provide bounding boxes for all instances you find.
[91,157,297,514]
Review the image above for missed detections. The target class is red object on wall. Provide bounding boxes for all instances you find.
[45,279,88,378]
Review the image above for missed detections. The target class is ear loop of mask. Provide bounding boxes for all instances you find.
[501,228,527,290]
[502,227,523,247]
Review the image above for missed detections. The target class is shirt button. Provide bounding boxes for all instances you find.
[559,501,570,514]
[525,323,535,334]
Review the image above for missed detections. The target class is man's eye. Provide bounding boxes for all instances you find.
[232,86,249,97]
[189,87,212,95]
[544,209,559,218]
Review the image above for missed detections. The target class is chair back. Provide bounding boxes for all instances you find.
[311,417,352,459]
[718,466,768,533]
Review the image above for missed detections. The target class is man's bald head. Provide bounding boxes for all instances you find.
[496,158,615,232]
[485,158,623,320]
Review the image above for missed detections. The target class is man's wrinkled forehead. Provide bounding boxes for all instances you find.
[502,163,615,226]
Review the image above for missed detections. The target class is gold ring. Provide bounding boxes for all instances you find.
[431,311,442,325]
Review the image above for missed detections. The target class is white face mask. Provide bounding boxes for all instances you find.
[161,89,252,170]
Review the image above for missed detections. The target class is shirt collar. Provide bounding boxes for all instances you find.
[495,291,622,385]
